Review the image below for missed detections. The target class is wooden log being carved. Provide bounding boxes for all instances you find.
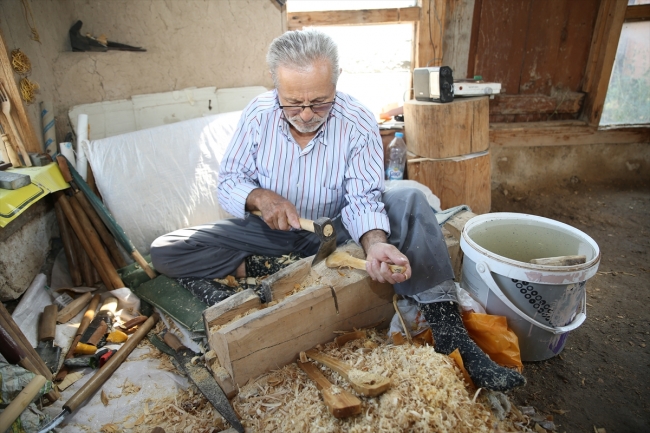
[206,243,395,388]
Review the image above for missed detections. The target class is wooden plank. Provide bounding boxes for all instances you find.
[0,29,40,153]
[209,244,395,387]
[407,151,491,214]
[404,96,488,159]
[287,7,420,30]
[415,0,446,67]
[471,0,531,93]
[581,0,628,126]
[625,4,650,21]
[442,0,475,79]
[489,93,584,116]
[518,0,599,95]
[489,120,650,148]
[444,210,476,241]
[203,289,261,329]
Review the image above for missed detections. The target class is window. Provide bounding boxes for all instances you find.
[286,1,417,118]
[599,0,650,127]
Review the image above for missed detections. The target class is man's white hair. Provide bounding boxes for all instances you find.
[267,28,340,88]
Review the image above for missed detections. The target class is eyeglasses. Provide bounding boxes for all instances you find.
[279,100,335,116]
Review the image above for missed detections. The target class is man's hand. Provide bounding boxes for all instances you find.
[246,188,301,231]
[360,230,411,284]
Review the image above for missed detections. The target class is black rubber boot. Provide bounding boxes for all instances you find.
[419,300,526,392]
[176,277,238,307]
[244,253,302,278]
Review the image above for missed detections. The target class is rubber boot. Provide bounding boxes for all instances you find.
[419,300,526,391]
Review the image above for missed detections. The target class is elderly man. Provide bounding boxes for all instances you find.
[151,29,524,391]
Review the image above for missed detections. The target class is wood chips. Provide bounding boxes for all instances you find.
[232,329,496,432]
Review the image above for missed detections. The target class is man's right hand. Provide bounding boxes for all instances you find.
[246,188,302,231]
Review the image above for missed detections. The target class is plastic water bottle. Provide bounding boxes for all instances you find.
[385,132,407,180]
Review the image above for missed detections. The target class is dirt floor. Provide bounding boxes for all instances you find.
[491,181,650,433]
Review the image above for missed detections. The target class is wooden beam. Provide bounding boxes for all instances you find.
[490,121,650,148]
[441,0,476,79]
[581,0,627,126]
[625,4,650,22]
[489,93,585,116]
[208,244,395,387]
[415,0,446,68]
[287,7,420,30]
[0,29,41,153]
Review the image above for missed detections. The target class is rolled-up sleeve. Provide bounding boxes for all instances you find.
[341,129,391,243]
[217,114,260,219]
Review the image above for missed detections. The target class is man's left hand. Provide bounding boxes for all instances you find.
[365,242,412,285]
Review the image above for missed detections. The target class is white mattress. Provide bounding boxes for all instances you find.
[86,111,242,255]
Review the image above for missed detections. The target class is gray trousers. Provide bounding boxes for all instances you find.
[150,187,454,297]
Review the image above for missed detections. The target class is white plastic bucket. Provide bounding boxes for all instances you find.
[460,213,600,361]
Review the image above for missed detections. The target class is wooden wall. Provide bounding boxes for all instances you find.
[468,0,601,122]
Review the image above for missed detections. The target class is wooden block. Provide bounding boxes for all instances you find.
[202,289,261,329]
[260,257,312,302]
[208,244,395,387]
[204,350,238,399]
[403,97,489,159]
[444,210,477,241]
[407,151,491,214]
[0,171,30,189]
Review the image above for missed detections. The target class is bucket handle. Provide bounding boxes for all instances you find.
[476,261,586,335]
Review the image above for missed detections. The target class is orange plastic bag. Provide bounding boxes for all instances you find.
[462,312,524,372]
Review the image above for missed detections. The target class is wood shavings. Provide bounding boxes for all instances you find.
[101,389,109,406]
[56,371,84,391]
[231,329,496,432]
[118,379,141,395]
[99,423,120,433]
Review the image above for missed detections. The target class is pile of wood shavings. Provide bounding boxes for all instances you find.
[232,329,495,432]
[99,386,229,433]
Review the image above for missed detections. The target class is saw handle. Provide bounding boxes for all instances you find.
[163,332,187,352]
[38,305,58,342]
[64,313,159,413]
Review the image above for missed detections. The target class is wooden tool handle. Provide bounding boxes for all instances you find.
[325,251,405,274]
[64,313,159,413]
[77,294,102,337]
[4,114,31,167]
[54,201,82,286]
[69,193,124,289]
[163,332,187,352]
[252,210,316,233]
[0,374,46,432]
[0,322,26,364]
[39,305,58,342]
[56,155,73,182]
[86,321,108,346]
[131,249,157,279]
[305,349,351,376]
[0,134,9,163]
[55,192,114,290]
[57,292,93,324]
[75,191,128,269]
[1,134,21,167]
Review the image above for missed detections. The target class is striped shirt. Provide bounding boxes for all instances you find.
[217,89,390,243]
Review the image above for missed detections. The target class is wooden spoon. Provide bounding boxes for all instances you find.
[305,349,390,397]
[325,251,405,274]
[298,361,362,418]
